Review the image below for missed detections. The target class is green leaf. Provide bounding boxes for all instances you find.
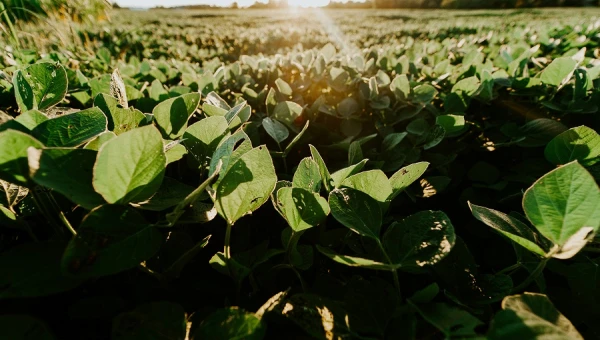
[274,293,352,340]
[436,114,466,135]
[309,145,333,192]
[540,57,577,87]
[517,118,567,148]
[161,234,211,280]
[62,205,162,278]
[337,98,359,117]
[202,92,230,117]
[383,210,456,267]
[273,101,303,131]
[488,293,583,340]
[166,161,222,226]
[183,116,230,169]
[0,130,44,186]
[316,245,400,271]
[135,177,193,212]
[523,161,600,248]
[31,107,107,147]
[0,315,55,340]
[214,146,277,225]
[165,143,187,165]
[262,117,289,144]
[390,74,411,101]
[410,302,483,338]
[94,94,146,135]
[469,203,549,257]
[225,102,251,129]
[112,301,186,340]
[292,157,321,192]
[193,307,266,340]
[545,126,600,167]
[331,159,368,188]
[329,188,382,240]
[0,242,84,299]
[388,161,429,200]
[14,110,48,130]
[412,84,437,104]
[278,187,329,232]
[13,62,67,112]
[153,93,201,139]
[341,170,392,205]
[93,125,166,204]
[28,148,105,210]
[275,78,293,97]
[283,120,309,157]
[84,131,116,151]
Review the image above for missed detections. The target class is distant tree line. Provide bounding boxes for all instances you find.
[370,0,598,8]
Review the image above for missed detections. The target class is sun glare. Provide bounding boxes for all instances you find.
[288,0,330,8]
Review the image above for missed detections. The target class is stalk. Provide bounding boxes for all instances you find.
[224,220,233,259]
[0,2,21,47]
[377,239,401,300]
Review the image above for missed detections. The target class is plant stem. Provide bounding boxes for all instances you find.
[510,258,548,294]
[497,262,521,275]
[224,220,232,259]
[377,239,401,300]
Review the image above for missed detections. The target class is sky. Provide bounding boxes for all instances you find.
[114,0,362,8]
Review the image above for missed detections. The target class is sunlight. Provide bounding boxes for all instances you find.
[288,0,330,8]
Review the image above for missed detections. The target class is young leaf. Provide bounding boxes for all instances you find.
[540,57,577,87]
[488,293,583,340]
[273,101,303,131]
[283,120,309,157]
[28,148,105,210]
[93,125,166,204]
[183,116,230,169]
[390,74,411,101]
[31,107,107,147]
[275,78,293,97]
[292,157,321,192]
[94,94,145,135]
[262,117,289,144]
[278,187,329,232]
[544,126,600,167]
[61,205,162,278]
[214,146,277,225]
[309,145,334,192]
[329,188,382,240]
[388,161,429,200]
[153,93,201,139]
[383,210,455,267]
[523,161,600,248]
[13,62,68,112]
[0,130,44,186]
[469,203,549,257]
[341,170,393,205]
[109,69,128,109]
[331,159,368,188]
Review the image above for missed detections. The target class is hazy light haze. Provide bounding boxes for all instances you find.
[114,0,361,8]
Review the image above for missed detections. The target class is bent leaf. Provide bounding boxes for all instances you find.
[523,161,600,247]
